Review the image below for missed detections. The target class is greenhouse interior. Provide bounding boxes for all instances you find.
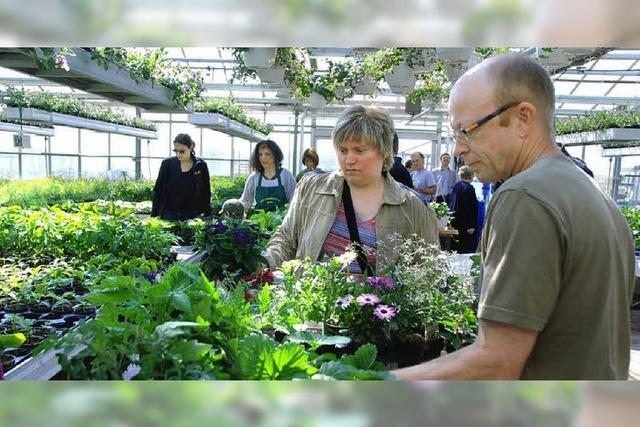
[0,47,639,381]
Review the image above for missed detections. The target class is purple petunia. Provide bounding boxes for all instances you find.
[373,304,397,321]
[335,294,353,310]
[356,293,380,306]
[230,227,255,244]
[212,222,228,233]
[366,276,395,292]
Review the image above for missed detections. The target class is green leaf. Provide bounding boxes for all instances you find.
[231,334,276,379]
[316,361,357,380]
[154,321,204,339]
[170,340,212,362]
[0,332,26,349]
[262,343,310,379]
[257,284,271,315]
[85,276,135,304]
[287,332,351,350]
[341,343,377,370]
[170,291,192,315]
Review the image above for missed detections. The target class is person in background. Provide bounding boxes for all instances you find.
[432,152,459,203]
[296,147,324,182]
[239,139,296,212]
[264,105,438,275]
[394,54,634,380]
[151,133,211,220]
[219,198,246,220]
[410,151,436,202]
[404,159,413,173]
[448,166,478,254]
[389,133,413,188]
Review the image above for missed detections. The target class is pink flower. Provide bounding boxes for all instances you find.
[356,293,380,306]
[373,304,397,321]
[335,294,353,310]
[366,276,395,292]
[56,55,69,71]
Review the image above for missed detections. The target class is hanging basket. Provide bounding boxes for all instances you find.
[255,66,285,85]
[385,62,416,95]
[408,48,436,74]
[335,86,346,98]
[308,92,328,109]
[405,98,422,115]
[443,63,466,83]
[436,48,473,63]
[275,88,291,98]
[243,48,277,69]
[354,76,377,95]
[541,50,571,68]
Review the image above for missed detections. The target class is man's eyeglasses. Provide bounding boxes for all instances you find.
[173,149,186,154]
[452,102,520,144]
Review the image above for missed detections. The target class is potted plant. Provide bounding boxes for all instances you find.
[307,73,336,109]
[430,201,452,230]
[242,48,277,69]
[403,48,436,74]
[384,61,417,95]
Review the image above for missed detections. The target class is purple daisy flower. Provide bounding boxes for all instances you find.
[367,276,395,292]
[373,304,397,321]
[335,294,353,310]
[356,293,380,306]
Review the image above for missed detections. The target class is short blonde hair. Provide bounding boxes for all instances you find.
[332,105,395,172]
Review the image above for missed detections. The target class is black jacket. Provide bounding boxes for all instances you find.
[389,156,414,188]
[151,156,212,218]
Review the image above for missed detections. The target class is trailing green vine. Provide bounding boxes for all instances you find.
[3,87,157,131]
[556,109,640,135]
[195,97,273,135]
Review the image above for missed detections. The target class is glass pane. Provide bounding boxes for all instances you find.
[81,130,109,156]
[149,123,171,157]
[0,153,19,178]
[109,157,135,178]
[0,131,19,154]
[206,160,230,177]
[110,134,136,156]
[21,154,47,179]
[51,155,78,178]
[142,158,164,180]
[81,157,109,178]
[50,126,80,154]
[201,129,232,159]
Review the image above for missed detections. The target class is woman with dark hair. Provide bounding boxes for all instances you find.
[296,147,323,182]
[151,133,211,220]
[240,139,296,212]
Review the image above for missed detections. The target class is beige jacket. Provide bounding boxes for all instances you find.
[264,171,439,274]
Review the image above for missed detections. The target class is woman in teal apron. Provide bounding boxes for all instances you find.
[239,139,296,213]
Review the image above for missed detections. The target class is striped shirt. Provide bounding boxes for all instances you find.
[322,201,377,273]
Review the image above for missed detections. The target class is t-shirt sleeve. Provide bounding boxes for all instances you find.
[239,173,257,209]
[282,168,297,202]
[478,190,565,332]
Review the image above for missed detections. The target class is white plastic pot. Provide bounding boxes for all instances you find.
[308,92,328,109]
[436,48,473,63]
[275,88,291,98]
[385,62,416,95]
[255,66,285,85]
[354,76,377,95]
[437,215,449,230]
[335,86,346,98]
[408,48,436,74]
[243,48,276,69]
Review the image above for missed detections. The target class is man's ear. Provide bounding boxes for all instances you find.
[513,102,536,138]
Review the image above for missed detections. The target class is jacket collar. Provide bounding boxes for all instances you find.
[316,170,406,205]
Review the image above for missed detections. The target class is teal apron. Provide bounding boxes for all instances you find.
[254,169,288,212]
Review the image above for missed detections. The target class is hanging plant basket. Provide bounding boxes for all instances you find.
[541,50,571,68]
[335,86,346,98]
[255,66,285,86]
[436,48,473,63]
[443,63,466,83]
[275,88,292,98]
[385,62,417,95]
[308,92,328,109]
[243,48,277,69]
[354,76,378,95]
[408,48,436,74]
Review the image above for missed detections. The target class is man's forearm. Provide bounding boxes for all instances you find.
[417,186,436,196]
[392,342,519,380]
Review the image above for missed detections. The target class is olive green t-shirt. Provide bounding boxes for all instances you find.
[478,155,635,379]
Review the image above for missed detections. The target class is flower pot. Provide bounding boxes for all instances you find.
[385,62,416,95]
[242,48,276,69]
[436,48,473,63]
[275,88,291,98]
[354,76,377,95]
[437,215,449,230]
[335,86,346,98]
[405,98,422,116]
[408,48,436,74]
[308,92,328,109]
[255,66,285,86]
[443,63,466,83]
[541,50,571,68]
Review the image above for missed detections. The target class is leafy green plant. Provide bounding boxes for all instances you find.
[622,207,640,249]
[196,219,268,280]
[3,87,157,131]
[556,109,640,135]
[430,201,451,219]
[195,97,273,135]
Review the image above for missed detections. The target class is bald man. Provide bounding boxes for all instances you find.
[394,54,634,380]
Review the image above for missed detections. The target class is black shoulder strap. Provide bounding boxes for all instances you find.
[341,182,373,277]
